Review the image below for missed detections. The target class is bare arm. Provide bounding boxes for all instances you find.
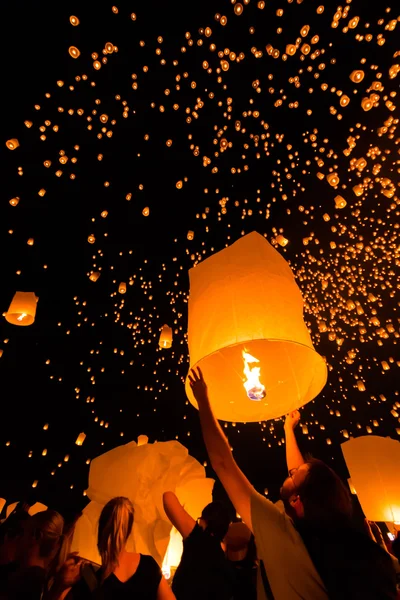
[157,576,176,600]
[162,491,196,540]
[189,368,254,531]
[284,411,305,472]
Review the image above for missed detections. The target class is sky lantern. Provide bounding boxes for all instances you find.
[118,282,127,294]
[185,232,327,422]
[159,324,173,348]
[5,139,19,150]
[341,436,400,523]
[71,439,214,567]
[5,292,38,326]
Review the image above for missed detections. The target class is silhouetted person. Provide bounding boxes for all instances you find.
[163,492,234,600]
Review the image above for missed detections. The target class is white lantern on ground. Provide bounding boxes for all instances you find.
[5,292,39,326]
[185,232,327,422]
[341,435,400,523]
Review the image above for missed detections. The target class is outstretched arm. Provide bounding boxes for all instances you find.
[162,491,196,540]
[189,367,254,531]
[284,410,305,473]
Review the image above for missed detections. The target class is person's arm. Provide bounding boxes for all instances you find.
[157,576,176,600]
[284,410,305,473]
[45,555,83,600]
[162,492,196,540]
[189,367,254,531]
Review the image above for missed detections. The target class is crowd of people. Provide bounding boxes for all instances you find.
[0,367,399,599]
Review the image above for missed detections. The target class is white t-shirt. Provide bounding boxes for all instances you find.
[251,492,328,600]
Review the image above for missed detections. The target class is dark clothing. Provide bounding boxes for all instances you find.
[229,557,257,600]
[67,555,161,600]
[297,522,398,600]
[0,562,18,595]
[172,524,235,600]
[4,565,46,600]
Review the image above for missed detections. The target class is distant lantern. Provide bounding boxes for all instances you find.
[89,272,101,282]
[69,46,81,58]
[187,231,194,240]
[159,325,173,349]
[353,184,364,196]
[88,234,96,244]
[6,139,19,150]
[118,282,127,294]
[5,292,38,326]
[276,234,288,247]
[286,44,297,56]
[327,173,340,186]
[9,197,20,207]
[137,435,148,446]
[185,232,327,422]
[70,15,80,26]
[342,436,400,522]
[334,195,347,209]
[350,69,364,83]
[75,432,86,446]
[142,207,150,216]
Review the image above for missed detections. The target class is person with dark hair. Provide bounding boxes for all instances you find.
[189,366,397,600]
[163,492,234,600]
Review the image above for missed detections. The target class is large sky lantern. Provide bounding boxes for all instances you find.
[71,438,214,569]
[185,232,327,422]
[5,292,39,326]
[341,435,400,524]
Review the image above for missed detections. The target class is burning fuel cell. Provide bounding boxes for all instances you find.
[185,232,326,423]
[242,350,266,401]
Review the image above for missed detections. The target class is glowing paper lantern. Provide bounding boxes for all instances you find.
[75,432,86,446]
[342,436,400,522]
[159,325,173,349]
[71,439,214,566]
[5,292,38,326]
[89,272,100,282]
[6,139,19,150]
[185,232,327,422]
[118,282,127,294]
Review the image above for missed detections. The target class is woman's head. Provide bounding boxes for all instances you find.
[23,510,69,573]
[97,497,134,581]
[281,459,353,526]
[199,502,230,542]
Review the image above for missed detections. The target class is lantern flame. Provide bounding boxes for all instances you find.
[17,313,27,322]
[242,350,266,401]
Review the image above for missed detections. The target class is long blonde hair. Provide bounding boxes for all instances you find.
[97,497,134,582]
[29,509,70,575]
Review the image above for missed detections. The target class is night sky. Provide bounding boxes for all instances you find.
[1,0,399,519]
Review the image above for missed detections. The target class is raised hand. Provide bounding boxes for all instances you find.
[284,410,301,431]
[188,367,208,405]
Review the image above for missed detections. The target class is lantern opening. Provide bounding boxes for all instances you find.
[242,350,266,401]
[17,313,27,322]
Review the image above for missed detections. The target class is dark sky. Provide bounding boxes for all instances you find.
[0,0,399,518]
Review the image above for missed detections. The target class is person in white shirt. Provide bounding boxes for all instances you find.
[189,367,397,600]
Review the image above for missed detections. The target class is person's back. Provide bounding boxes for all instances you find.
[96,551,161,600]
[93,496,173,600]
[172,523,234,600]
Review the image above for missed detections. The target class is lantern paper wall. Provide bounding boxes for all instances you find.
[185,231,327,422]
[159,325,173,349]
[341,435,400,522]
[5,292,38,326]
[71,439,214,566]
